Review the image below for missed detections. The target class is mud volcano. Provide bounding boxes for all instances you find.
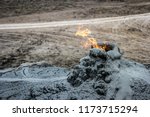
[67,43,150,99]
[0,43,150,100]
[68,43,123,87]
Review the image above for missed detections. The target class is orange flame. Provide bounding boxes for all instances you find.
[75,27,106,51]
[75,27,91,37]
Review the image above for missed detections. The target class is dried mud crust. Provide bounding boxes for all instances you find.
[0,46,150,100]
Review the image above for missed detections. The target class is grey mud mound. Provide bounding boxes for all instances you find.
[0,43,150,100]
[67,43,150,100]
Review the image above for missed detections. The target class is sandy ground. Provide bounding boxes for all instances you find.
[0,13,150,69]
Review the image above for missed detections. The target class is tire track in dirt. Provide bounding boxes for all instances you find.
[0,13,150,30]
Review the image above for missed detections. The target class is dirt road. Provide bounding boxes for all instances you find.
[0,13,150,30]
[0,13,150,69]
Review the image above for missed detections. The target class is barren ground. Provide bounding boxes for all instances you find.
[0,0,150,23]
[0,0,150,69]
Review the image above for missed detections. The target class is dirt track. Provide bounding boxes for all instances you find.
[0,13,150,30]
[0,13,150,69]
[0,0,150,24]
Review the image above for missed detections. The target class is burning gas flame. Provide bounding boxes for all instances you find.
[75,28,91,37]
[75,27,107,51]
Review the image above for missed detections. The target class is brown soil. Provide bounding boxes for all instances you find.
[0,0,150,23]
[0,0,150,69]
[0,14,150,69]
